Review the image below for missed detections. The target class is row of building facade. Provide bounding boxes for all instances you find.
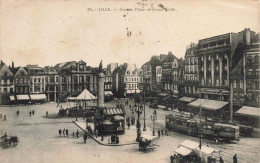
[0,28,259,109]
[142,28,260,108]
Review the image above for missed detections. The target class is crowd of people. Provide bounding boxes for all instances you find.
[58,128,79,139]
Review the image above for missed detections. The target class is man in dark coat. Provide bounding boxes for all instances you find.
[127,122,130,129]
[3,115,7,121]
[32,110,35,115]
[29,111,31,116]
[233,154,237,163]
[58,129,62,137]
[219,156,224,163]
[76,129,79,139]
[158,129,160,139]
[66,129,68,137]
[63,128,65,137]
[115,134,119,144]
[83,133,87,143]
[17,110,20,116]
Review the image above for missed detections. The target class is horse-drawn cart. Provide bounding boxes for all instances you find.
[0,135,19,148]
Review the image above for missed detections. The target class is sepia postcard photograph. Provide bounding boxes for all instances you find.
[0,0,259,162]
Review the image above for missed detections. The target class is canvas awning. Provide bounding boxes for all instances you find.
[105,91,113,95]
[180,140,200,150]
[67,97,77,101]
[126,90,140,93]
[104,108,124,115]
[195,145,218,155]
[140,134,158,141]
[175,146,192,156]
[16,95,30,100]
[158,105,166,109]
[76,89,97,101]
[235,106,260,117]
[112,115,124,121]
[10,96,15,101]
[179,96,196,103]
[158,93,169,97]
[187,99,228,110]
[103,120,114,125]
[30,94,46,100]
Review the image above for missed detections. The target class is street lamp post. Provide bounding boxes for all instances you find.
[134,89,143,142]
[151,110,157,136]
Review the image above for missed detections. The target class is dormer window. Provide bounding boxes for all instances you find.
[79,65,84,71]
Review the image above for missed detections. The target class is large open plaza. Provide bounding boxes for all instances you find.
[1,99,260,163]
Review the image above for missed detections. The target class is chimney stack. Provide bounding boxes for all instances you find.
[12,61,14,69]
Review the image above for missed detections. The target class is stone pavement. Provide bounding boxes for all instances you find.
[73,119,155,146]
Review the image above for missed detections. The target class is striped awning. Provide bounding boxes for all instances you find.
[16,95,30,100]
[103,108,124,115]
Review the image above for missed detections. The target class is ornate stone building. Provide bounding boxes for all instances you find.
[183,43,199,97]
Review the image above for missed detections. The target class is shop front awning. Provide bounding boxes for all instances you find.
[158,105,166,109]
[175,146,192,156]
[126,90,140,94]
[158,93,169,97]
[10,96,15,101]
[112,115,125,121]
[30,94,46,100]
[105,91,113,95]
[16,95,30,100]
[67,97,77,101]
[187,99,228,110]
[104,108,124,115]
[235,106,260,117]
[179,96,196,103]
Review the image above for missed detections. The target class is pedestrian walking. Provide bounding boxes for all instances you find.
[32,110,35,116]
[3,115,7,121]
[127,122,130,129]
[233,154,237,163]
[83,133,87,143]
[58,129,62,137]
[46,111,48,117]
[101,133,104,141]
[72,131,75,138]
[95,130,98,138]
[158,129,160,139]
[219,156,224,163]
[63,128,65,137]
[17,110,20,116]
[29,111,31,116]
[76,129,79,139]
[161,129,164,135]
[66,129,68,137]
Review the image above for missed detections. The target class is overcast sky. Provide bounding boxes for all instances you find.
[1,0,259,68]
